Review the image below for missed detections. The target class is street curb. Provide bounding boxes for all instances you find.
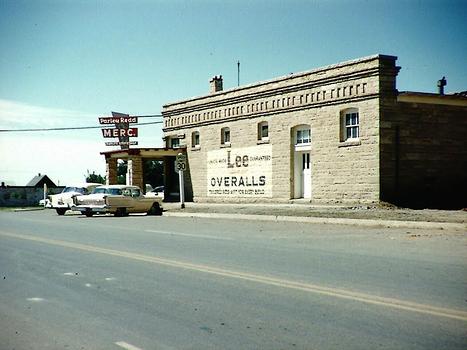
[163,211,467,231]
[13,207,45,212]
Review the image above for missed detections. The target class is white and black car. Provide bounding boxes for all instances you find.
[71,185,163,217]
[48,183,101,215]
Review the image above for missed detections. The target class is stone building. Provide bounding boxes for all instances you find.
[162,54,466,208]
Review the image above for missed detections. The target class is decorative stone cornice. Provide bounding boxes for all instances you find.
[162,54,399,132]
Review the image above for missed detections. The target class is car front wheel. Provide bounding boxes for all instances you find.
[147,202,162,216]
[56,208,67,215]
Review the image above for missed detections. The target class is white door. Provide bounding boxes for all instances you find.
[302,153,311,198]
[293,126,312,199]
[294,151,311,199]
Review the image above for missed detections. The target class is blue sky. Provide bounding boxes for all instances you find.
[1,0,466,185]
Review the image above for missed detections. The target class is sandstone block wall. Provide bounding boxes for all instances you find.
[162,55,398,204]
[380,98,467,208]
[105,158,118,185]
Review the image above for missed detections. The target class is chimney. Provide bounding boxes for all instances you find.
[437,76,447,95]
[210,75,223,93]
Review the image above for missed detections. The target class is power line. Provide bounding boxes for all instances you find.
[0,121,163,133]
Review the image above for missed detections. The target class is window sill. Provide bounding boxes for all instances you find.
[257,139,270,145]
[220,143,231,148]
[294,143,311,152]
[338,139,361,148]
[191,146,201,152]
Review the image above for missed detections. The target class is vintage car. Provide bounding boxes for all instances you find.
[144,185,165,199]
[48,183,101,215]
[71,185,162,217]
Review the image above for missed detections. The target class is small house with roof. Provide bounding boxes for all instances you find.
[26,173,57,188]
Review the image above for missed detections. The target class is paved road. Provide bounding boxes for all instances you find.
[0,210,466,349]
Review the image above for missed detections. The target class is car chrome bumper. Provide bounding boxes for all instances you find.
[50,204,70,209]
[71,205,112,213]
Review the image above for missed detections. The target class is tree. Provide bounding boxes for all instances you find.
[143,160,164,188]
[85,170,106,184]
[117,160,127,185]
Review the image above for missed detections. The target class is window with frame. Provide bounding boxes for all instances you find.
[221,127,230,145]
[341,108,359,141]
[192,131,200,148]
[296,128,311,145]
[258,121,269,141]
[170,137,180,148]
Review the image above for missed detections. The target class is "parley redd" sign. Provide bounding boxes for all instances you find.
[99,116,138,124]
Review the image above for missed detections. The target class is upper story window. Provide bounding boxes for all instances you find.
[296,128,311,145]
[341,108,359,141]
[170,137,180,148]
[258,121,269,141]
[192,131,200,148]
[221,127,230,145]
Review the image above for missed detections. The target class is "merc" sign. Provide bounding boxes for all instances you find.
[101,128,138,138]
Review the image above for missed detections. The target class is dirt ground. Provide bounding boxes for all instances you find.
[166,202,467,224]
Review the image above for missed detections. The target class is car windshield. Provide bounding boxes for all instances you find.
[92,187,123,195]
[63,187,87,194]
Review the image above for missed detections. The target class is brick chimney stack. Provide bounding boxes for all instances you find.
[210,75,223,93]
[437,76,447,95]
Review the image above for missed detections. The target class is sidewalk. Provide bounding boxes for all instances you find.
[162,202,467,231]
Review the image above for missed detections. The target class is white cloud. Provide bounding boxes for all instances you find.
[0,99,164,186]
[0,99,107,185]
[0,133,106,186]
[0,99,97,129]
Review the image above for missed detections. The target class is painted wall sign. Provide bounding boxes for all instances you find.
[207,145,272,197]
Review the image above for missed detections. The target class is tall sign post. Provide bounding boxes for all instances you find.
[176,153,187,209]
[43,183,47,208]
